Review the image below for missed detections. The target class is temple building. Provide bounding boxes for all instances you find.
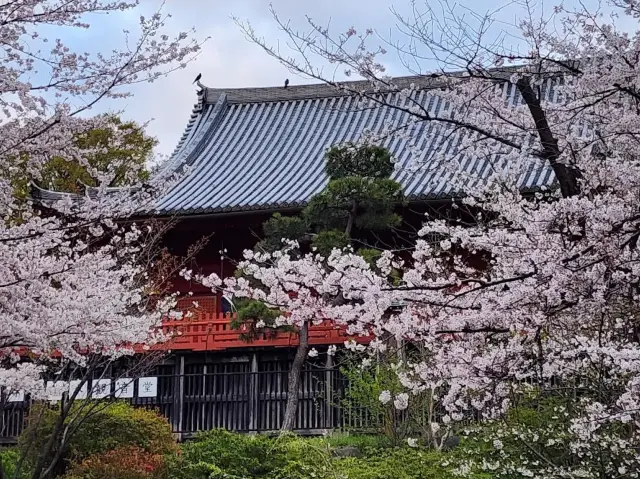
[21,76,554,438]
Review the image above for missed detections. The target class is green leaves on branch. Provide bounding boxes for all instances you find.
[43,116,155,193]
[306,143,403,236]
[231,299,294,341]
[312,230,350,256]
[257,143,404,255]
[325,142,394,179]
[256,213,308,253]
[304,177,403,233]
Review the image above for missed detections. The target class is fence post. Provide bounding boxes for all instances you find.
[325,354,334,430]
[248,353,259,432]
[172,355,185,440]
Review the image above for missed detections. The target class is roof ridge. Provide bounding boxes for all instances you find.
[200,66,537,105]
[203,75,440,105]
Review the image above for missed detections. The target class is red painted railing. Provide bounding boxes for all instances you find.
[150,295,369,352]
[155,314,363,351]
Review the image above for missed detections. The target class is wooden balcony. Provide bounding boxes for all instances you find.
[152,295,369,352]
[156,314,362,351]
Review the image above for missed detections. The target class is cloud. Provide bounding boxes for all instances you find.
[54,0,617,157]
[89,0,414,156]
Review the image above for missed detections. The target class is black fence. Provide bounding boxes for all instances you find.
[0,365,377,443]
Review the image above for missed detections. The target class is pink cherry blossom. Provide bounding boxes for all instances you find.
[0,1,202,394]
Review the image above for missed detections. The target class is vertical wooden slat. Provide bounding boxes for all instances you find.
[170,357,184,438]
[325,356,334,429]
[200,364,207,432]
[248,354,258,432]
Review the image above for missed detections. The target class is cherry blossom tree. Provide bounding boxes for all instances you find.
[205,0,640,476]
[0,1,202,477]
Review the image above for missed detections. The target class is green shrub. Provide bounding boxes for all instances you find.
[0,447,30,479]
[170,429,280,479]
[316,433,392,450]
[18,401,176,476]
[170,430,332,479]
[333,447,477,479]
[171,430,474,479]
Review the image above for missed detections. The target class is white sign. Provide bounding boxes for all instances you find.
[114,378,134,398]
[46,381,68,401]
[69,380,88,399]
[137,377,157,398]
[7,390,24,402]
[91,379,111,399]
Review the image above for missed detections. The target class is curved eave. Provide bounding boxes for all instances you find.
[152,182,557,218]
[30,182,83,202]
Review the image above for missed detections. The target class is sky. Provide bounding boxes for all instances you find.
[71,0,614,158]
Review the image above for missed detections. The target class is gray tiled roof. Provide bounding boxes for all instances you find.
[156,77,556,215]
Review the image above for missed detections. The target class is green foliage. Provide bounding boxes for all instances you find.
[231,299,294,340]
[256,213,308,253]
[0,448,30,479]
[341,358,446,446]
[63,446,167,479]
[325,143,394,179]
[171,430,469,479]
[171,429,273,478]
[341,360,406,442]
[318,433,392,450]
[304,177,403,233]
[18,401,176,476]
[40,116,155,193]
[235,299,280,325]
[312,230,350,256]
[332,447,469,479]
[169,430,330,479]
[358,248,383,268]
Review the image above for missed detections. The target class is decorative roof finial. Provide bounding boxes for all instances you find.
[193,73,202,84]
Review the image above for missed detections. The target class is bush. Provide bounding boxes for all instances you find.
[320,433,392,450]
[0,448,30,479]
[170,430,332,479]
[333,447,477,479]
[171,430,473,479]
[171,429,278,479]
[18,401,176,475]
[63,446,166,479]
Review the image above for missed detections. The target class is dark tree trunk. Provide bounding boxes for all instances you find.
[280,322,309,432]
[516,78,581,198]
[345,199,358,236]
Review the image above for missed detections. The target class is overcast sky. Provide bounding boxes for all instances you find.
[81,0,611,157]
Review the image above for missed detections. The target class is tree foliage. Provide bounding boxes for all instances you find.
[325,143,394,179]
[304,144,403,238]
[40,116,156,192]
[19,402,176,477]
[10,115,156,210]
